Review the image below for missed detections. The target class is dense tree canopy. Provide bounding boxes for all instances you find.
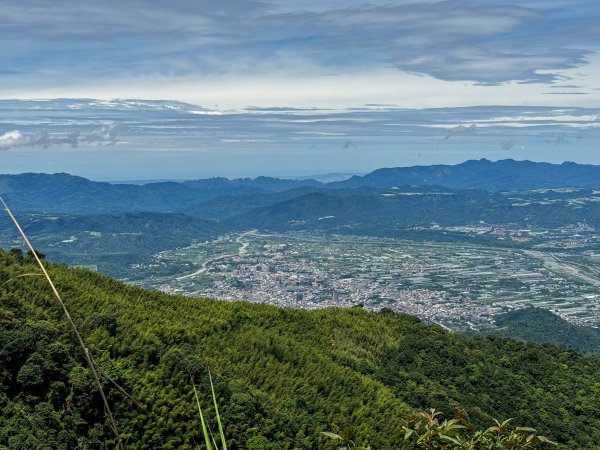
[0,249,598,449]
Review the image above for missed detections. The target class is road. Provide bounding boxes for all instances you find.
[176,231,255,280]
[524,250,600,287]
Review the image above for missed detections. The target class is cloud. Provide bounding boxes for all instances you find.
[0,0,598,91]
[0,122,121,151]
[443,124,476,140]
[1,99,600,177]
[304,3,594,84]
[0,130,80,151]
[81,122,122,145]
[0,130,42,151]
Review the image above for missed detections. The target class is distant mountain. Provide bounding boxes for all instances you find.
[0,173,321,214]
[329,159,600,191]
[185,187,321,220]
[183,175,322,192]
[493,308,600,355]
[227,186,600,232]
[293,172,361,183]
[3,160,600,214]
[0,173,201,214]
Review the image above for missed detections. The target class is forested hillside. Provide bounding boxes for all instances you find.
[0,212,225,279]
[1,250,599,449]
[492,308,600,355]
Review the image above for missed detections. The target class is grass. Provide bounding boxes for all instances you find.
[192,372,228,450]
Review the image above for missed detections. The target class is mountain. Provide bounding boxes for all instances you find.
[329,159,600,191]
[0,173,200,214]
[185,186,321,220]
[183,175,322,192]
[0,252,598,448]
[4,159,600,215]
[227,186,600,232]
[3,182,599,284]
[0,173,322,215]
[493,308,600,355]
[0,212,225,279]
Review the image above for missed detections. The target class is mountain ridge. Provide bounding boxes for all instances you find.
[328,158,600,191]
[3,158,600,215]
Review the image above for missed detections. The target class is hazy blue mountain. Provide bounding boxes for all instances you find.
[185,187,322,220]
[0,173,202,213]
[3,160,600,215]
[329,159,600,191]
[227,186,600,232]
[183,175,322,192]
[0,173,322,214]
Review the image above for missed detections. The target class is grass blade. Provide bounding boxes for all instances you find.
[209,371,227,450]
[192,377,213,450]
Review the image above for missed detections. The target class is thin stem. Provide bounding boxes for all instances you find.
[0,273,44,288]
[0,196,124,449]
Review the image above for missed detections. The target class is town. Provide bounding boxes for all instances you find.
[140,226,600,332]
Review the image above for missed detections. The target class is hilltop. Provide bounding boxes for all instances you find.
[0,250,598,448]
[492,307,600,355]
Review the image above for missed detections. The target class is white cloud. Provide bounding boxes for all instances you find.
[0,123,121,151]
[0,130,79,151]
[0,130,36,151]
[81,122,122,145]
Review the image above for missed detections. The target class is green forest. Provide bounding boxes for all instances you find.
[1,248,599,449]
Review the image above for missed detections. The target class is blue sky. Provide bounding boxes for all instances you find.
[0,1,599,178]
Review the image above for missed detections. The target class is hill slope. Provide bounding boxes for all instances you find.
[228,186,600,232]
[0,251,599,449]
[0,212,225,279]
[493,308,600,355]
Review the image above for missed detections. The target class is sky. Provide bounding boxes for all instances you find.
[0,0,599,178]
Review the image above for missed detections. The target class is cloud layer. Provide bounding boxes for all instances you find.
[0,0,599,100]
[0,99,598,179]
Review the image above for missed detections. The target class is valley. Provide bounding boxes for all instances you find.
[3,3,600,445]
[141,229,600,331]
[2,162,600,347]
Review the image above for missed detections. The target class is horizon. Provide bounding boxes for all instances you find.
[1,1,598,178]
[0,100,598,179]
[0,156,595,183]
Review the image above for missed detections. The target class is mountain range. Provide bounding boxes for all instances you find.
[3,159,600,215]
[2,158,600,279]
[329,158,600,191]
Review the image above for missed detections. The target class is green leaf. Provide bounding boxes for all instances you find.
[440,434,463,446]
[515,427,537,433]
[320,432,343,441]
